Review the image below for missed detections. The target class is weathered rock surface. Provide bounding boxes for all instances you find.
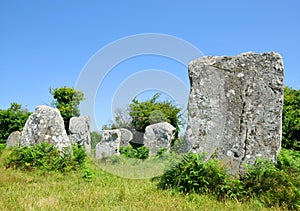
[95,128,133,159]
[95,140,119,159]
[6,131,21,147]
[102,128,133,147]
[144,122,176,156]
[119,128,133,146]
[20,105,71,151]
[130,129,144,145]
[184,52,284,174]
[68,116,91,154]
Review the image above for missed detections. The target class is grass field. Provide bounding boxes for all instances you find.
[0,156,287,211]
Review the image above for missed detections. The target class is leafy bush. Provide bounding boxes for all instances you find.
[4,142,86,173]
[155,151,300,210]
[243,159,300,210]
[282,86,300,150]
[0,103,31,140]
[156,153,228,194]
[119,145,149,160]
[129,93,182,136]
[155,148,168,158]
[50,86,85,131]
[72,143,87,167]
[0,143,5,155]
[90,131,102,149]
[277,148,300,171]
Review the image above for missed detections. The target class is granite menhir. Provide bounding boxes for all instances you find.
[184,52,284,175]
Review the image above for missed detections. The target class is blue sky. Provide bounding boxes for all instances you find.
[1,1,299,131]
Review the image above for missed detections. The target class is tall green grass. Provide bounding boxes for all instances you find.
[0,157,277,210]
[0,144,297,210]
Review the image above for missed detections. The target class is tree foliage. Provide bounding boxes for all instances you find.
[0,103,31,141]
[129,93,182,135]
[50,86,85,131]
[282,86,300,150]
[102,107,132,130]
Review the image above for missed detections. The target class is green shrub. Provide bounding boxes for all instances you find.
[119,145,149,160]
[156,153,228,195]
[155,148,168,158]
[50,86,85,131]
[4,142,86,173]
[90,131,102,149]
[155,152,300,210]
[243,159,300,210]
[81,164,94,182]
[129,93,182,137]
[0,103,31,140]
[72,143,87,167]
[0,143,5,155]
[282,86,300,150]
[277,148,300,171]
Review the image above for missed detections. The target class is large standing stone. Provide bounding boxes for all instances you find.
[20,105,71,151]
[68,116,91,154]
[6,131,21,147]
[144,122,176,156]
[95,128,133,159]
[184,52,284,174]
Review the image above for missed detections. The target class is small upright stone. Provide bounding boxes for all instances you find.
[20,105,71,151]
[95,128,133,159]
[68,116,91,154]
[144,122,176,156]
[6,131,21,147]
[95,129,120,159]
[184,52,284,175]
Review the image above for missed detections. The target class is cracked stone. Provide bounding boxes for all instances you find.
[184,52,284,175]
[68,116,91,154]
[20,105,71,152]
